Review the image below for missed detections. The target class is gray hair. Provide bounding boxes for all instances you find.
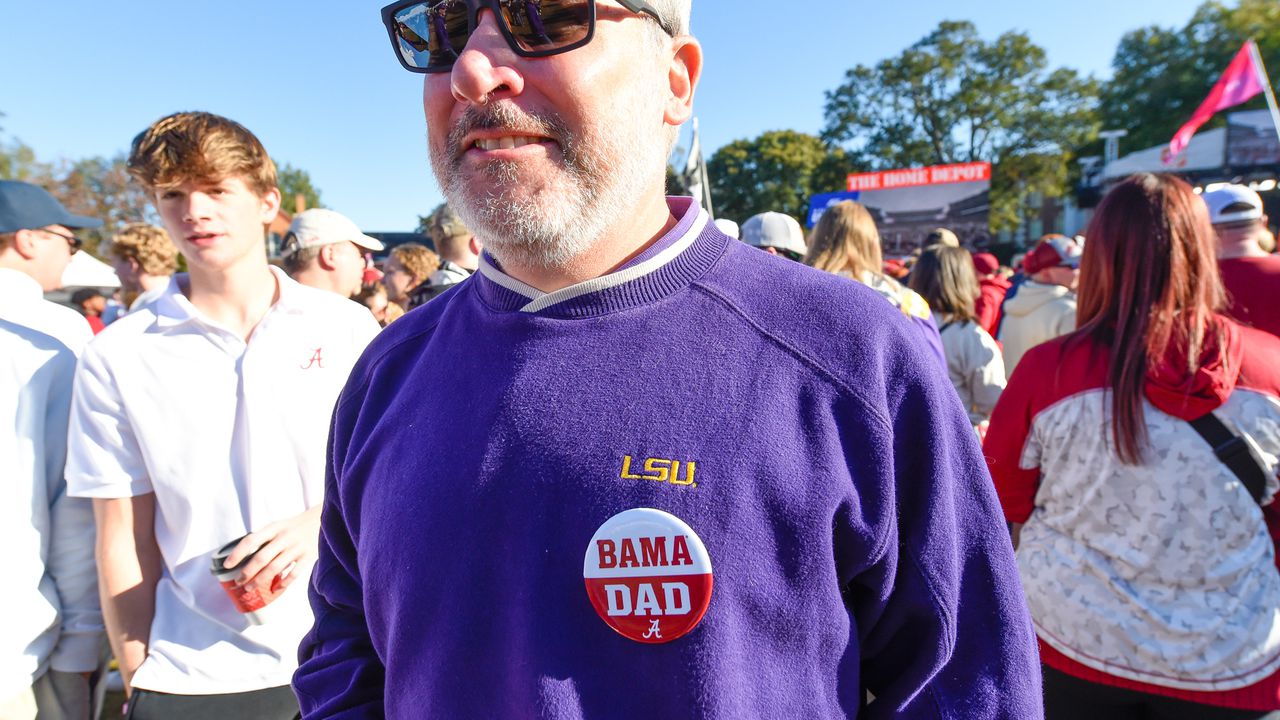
[650,0,692,36]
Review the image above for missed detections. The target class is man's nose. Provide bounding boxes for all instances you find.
[182,192,214,223]
[450,10,525,105]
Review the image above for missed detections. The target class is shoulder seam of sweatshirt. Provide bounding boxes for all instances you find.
[690,280,895,433]
[690,278,908,571]
[335,313,446,415]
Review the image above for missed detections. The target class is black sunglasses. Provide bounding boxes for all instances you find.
[380,0,671,74]
[41,228,82,255]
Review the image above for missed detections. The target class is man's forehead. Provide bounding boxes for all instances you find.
[157,174,253,192]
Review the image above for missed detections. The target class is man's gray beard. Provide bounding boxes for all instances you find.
[430,102,666,273]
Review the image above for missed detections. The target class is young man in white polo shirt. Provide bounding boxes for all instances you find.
[66,112,378,719]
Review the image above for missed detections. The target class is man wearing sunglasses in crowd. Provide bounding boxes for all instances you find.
[295,1,1042,717]
[0,180,108,720]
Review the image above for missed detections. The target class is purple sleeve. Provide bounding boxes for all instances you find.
[294,399,386,718]
[841,332,1042,718]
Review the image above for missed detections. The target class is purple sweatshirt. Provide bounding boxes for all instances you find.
[295,199,1042,718]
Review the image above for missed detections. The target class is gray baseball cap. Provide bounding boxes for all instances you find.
[741,212,807,257]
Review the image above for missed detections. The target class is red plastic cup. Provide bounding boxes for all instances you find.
[210,535,285,625]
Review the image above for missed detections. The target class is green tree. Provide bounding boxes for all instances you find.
[275,161,324,215]
[1098,0,1280,154]
[706,130,853,223]
[51,154,152,256]
[821,21,1099,230]
[0,114,148,256]
[0,112,51,183]
[0,138,46,183]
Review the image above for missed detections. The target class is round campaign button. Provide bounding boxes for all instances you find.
[583,508,713,644]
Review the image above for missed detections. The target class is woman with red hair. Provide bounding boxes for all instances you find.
[985,173,1280,719]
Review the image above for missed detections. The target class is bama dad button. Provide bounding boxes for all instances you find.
[583,508,713,644]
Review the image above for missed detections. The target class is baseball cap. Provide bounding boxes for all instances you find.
[924,228,960,248]
[713,218,740,239]
[1202,185,1264,226]
[0,180,103,233]
[429,204,470,241]
[281,209,385,258]
[741,212,807,258]
[1023,234,1083,275]
[971,252,999,276]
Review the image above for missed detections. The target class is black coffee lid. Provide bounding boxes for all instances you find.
[210,534,253,575]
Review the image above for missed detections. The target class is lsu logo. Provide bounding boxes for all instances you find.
[620,455,697,487]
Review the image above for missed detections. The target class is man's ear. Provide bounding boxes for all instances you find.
[259,187,282,225]
[11,229,40,260]
[469,235,483,256]
[318,244,339,271]
[663,35,703,128]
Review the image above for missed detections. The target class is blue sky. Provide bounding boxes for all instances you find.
[1,0,1207,230]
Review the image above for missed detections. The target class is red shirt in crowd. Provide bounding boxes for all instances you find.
[974,275,1011,338]
[1220,255,1280,337]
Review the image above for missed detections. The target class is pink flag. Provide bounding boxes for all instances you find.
[1166,41,1266,161]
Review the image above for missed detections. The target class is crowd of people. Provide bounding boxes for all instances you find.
[3,0,1280,718]
[726,177,1280,718]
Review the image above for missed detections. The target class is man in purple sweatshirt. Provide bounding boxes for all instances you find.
[293,1,1043,717]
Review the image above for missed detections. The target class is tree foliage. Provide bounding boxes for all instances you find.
[55,155,152,255]
[1099,0,1280,154]
[0,137,45,183]
[706,130,853,223]
[821,21,1099,230]
[0,112,49,183]
[1,117,149,256]
[275,161,324,215]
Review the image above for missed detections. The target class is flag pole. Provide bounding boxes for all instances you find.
[1248,39,1280,146]
[699,141,715,219]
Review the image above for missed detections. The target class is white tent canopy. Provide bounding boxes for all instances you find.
[61,252,120,289]
[1103,127,1226,180]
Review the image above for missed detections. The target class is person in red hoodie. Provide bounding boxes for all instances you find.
[985,173,1280,719]
[971,251,1009,337]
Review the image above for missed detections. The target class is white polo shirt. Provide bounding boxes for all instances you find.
[0,318,102,701]
[66,266,378,695]
[0,268,101,699]
[0,267,92,353]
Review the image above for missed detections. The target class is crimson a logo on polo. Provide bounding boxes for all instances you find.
[583,508,713,644]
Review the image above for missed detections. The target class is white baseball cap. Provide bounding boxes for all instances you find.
[741,212,807,258]
[282,208,385,258]
[1202,185,1264,226]
[713,218,740,239]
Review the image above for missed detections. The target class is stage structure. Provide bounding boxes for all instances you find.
[834,161,993,254]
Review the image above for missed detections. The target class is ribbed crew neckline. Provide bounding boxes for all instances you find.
[473,197,727,318]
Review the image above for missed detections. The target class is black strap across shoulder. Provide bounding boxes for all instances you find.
[1188,412,1268,506]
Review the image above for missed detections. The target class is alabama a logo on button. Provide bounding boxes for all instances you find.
[583,508,713,644]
